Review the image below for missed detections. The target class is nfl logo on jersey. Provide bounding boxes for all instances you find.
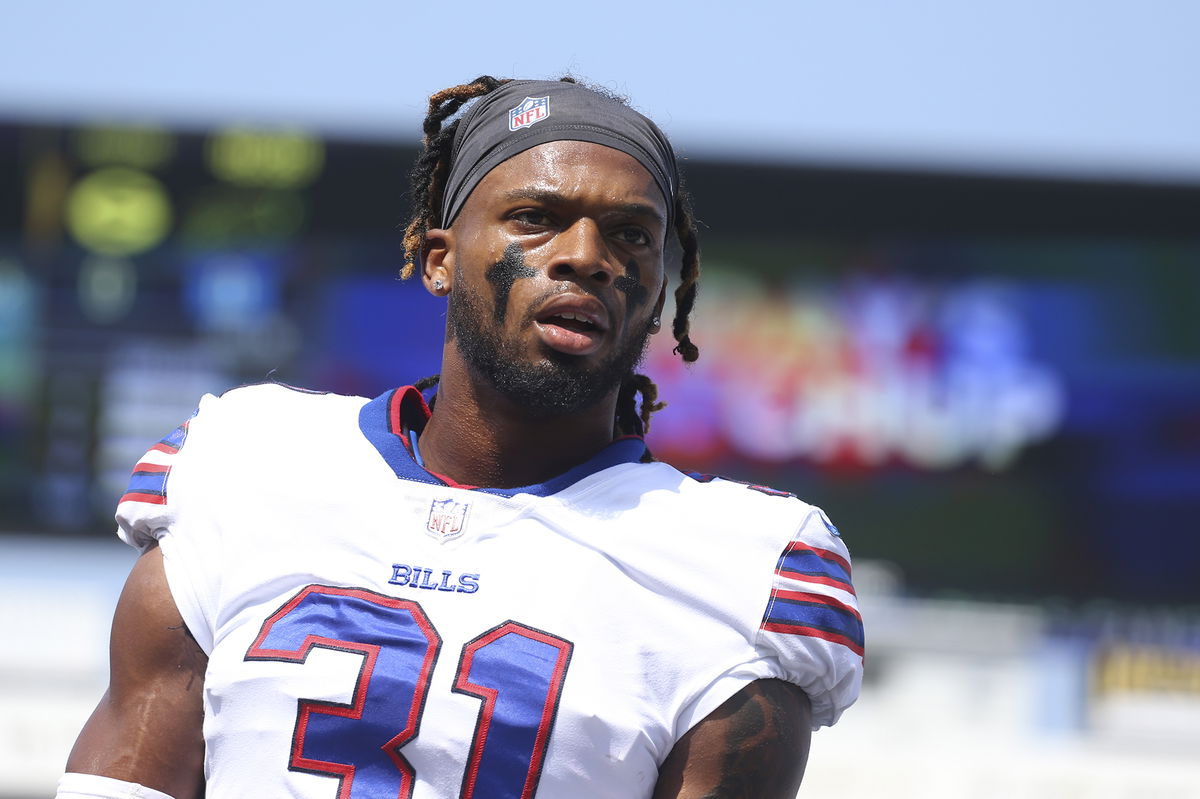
[509,96,550,131]
[427,497,470,541]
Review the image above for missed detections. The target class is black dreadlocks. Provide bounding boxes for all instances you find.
[401,76,701,436]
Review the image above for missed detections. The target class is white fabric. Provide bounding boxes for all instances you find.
[56,773,176,799]
[115,384,863,799]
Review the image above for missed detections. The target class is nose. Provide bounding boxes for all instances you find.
[548,218,613,286]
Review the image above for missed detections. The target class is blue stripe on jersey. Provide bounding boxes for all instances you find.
[778,546,854,592]
[763,593,864,652]
[358,387,648,498]
[126,469,170,497]
[152,410,196,453]
[158,423,188,451]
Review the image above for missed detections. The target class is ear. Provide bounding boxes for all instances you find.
[422,227,455,295]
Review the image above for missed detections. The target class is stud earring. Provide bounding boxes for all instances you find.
[651,316,661,328]
[433,279,444,291]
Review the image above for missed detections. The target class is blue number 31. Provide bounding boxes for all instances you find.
[245,585,574,799]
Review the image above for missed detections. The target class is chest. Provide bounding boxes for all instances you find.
[196,486,760,799]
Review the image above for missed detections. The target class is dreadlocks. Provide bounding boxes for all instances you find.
[401,75,701,436]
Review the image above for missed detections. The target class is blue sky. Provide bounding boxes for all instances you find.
[4,0,1198,180]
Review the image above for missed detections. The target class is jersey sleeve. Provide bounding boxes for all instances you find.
[114,407,199,552]
[754,505,864,729]
[113,394,221,653]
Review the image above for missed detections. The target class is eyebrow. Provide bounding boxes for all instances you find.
[501,188,667,227]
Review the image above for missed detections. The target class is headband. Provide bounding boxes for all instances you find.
[439,80,679,228]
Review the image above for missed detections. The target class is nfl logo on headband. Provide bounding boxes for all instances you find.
[509,96,550,131]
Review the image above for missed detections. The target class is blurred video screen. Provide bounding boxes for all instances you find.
[2,122,1197,606]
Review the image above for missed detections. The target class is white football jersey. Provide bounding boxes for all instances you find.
[116,383,863,799]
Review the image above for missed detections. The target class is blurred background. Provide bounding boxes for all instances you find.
[2,1,1199,797]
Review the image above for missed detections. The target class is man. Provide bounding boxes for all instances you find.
[60,77,863,799]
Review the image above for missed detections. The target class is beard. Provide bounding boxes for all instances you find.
[446,270,652,418]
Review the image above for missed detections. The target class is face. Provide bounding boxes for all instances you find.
[424,141,669,417]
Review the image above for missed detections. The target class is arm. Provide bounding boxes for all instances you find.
[651,679,812,799]
[65,543,207,799]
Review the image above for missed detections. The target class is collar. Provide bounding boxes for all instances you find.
[358,386,648,498]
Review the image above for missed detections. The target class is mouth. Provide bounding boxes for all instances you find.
[534,299,610,356]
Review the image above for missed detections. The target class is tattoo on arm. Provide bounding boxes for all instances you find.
[708,681,808,797]
[653,679,812,799]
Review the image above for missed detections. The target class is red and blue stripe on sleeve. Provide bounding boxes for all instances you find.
[118,418,192,506]
[761,528,864,658]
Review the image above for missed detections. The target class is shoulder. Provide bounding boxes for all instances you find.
[671,469,853,617]
[205,381,367,416]
[677,470,849,561]
[186,382,370,441]
[587,462,836,564]
[171,382,380,486]
[631,462,828,532]
[678,469,811,506]
[637,464,863,728]
[116,382,369,536]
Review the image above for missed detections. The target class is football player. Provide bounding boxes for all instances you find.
[59,76,863,799]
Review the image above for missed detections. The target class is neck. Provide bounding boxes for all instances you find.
[417,351,622,488]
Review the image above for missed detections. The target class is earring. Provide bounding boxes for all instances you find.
[433,279,444,291]
[651,316,661,328]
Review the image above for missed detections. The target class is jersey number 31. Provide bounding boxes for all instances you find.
[245,584,573,799]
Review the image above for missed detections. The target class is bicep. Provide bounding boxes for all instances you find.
[652,679,812,799]
[66,543,207,799]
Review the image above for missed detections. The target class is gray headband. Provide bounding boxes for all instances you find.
[439,80,679,228]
